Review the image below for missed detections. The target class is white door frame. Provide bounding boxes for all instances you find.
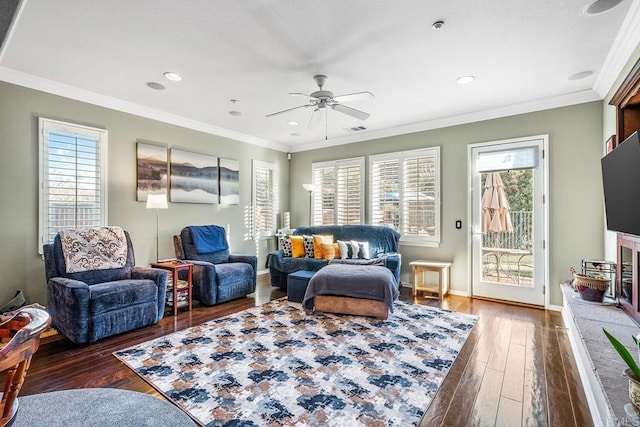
[466,134,550,308]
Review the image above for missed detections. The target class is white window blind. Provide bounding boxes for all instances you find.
[403,150,439,241]
[312,158,364,225]
[39,118,108,252]
[370,147,440,245]
[252,160,278,239]
[370,155,400,229]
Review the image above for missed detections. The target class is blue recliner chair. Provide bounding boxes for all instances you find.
[43,228,167,344]
[173,225,257,305]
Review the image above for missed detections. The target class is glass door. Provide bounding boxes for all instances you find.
[469,136,548,306]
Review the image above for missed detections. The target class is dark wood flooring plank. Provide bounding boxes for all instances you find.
[542,318,576,427]
[495,397,522,427]
[441,358,487,426]
[556,327,594,427]
[471,367,504,426]
[502,342,526,402]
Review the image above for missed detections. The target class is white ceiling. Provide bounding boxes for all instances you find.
[0,0,638,152]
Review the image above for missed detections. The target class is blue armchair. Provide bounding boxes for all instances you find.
[173,226,257,305]
[43,229,167,344]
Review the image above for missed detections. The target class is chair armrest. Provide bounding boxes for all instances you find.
[229,254,257,290]
[182,260,219,305]
[132,267,168,320]
[46,277,91,343]
[265,250,285,269]
[382,253,401,285]
[131,267,168,284]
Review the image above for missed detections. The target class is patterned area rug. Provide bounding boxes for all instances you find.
[114,299,477,426]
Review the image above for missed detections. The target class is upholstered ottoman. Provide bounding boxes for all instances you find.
[302,264,399,319]
[287,270,316,303]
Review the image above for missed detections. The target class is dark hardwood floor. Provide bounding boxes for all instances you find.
[21,275,592,426]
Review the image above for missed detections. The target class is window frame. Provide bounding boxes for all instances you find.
[369,147,441,246]
[38,118,108,253]
[251,159,278,240]
[311,157,364,225]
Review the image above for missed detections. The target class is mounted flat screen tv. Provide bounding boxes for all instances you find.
[601,131,640,236]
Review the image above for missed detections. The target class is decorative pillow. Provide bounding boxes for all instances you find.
[321,242,337,260]
[350,240,370,259]
[333,242,341,259]
[303,235,315,258]
[290,235,305,258]
[337,240,350,260]
[313,235,334,259]
[280,236,292,257]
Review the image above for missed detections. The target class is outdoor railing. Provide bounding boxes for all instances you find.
[482,210,532,251]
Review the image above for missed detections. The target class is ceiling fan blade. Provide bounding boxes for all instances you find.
[288,92,313,98]
[331,103,370,120]
[308,108,325,129]
[265,104,310,118]
[332,91,374,103]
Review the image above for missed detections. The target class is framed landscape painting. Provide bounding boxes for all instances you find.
[170,149,218,203]
[136,142,168,202]
[219,158,240,204]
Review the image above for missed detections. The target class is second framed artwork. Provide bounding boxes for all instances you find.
[170,149,219,204]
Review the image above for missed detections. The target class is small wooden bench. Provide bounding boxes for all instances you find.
[410,260,452,301]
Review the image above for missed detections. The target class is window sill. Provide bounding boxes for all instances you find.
[399,240,440,248]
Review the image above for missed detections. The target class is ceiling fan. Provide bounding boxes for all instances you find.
[266,75,374,129]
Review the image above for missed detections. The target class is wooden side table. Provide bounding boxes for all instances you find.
[410,260,452,301]
[150,261,193,316]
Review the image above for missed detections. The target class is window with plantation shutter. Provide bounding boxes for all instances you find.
[311,158,364,225]
[252,160,278,239]
[370,147,440,245]
[38,118,108,253]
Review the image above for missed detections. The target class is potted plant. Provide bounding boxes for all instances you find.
[603,328,640,411]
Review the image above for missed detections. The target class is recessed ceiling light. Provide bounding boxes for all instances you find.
[568,71,594,80]
[584,0,623,14]
[163,72,182,81]
[456,75,475,85]
[290,133,300,137]
[146,82,165,90]
[228,111,242,116]
[432,20,445,30]
[287,121,299,126]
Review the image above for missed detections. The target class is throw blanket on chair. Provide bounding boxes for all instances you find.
[60,226,128,273]
[190,225,229,254]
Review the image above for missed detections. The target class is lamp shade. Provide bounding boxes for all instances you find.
[146,193,168,209]
[302,183,316,192]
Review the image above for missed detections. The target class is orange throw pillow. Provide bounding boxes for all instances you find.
[313,235,334,259]
[321,242,337,260]
[291,236,305,258]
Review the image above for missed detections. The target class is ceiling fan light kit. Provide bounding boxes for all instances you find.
[266,75,374,136]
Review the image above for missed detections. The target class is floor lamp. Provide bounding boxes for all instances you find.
[302,184,316,226]
[146,193,168,261]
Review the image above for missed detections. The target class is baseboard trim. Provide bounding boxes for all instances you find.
[257,269,269,275]
[547,304,562,312]
[448,290,470,297]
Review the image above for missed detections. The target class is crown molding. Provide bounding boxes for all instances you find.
[288,89,601,152]
[0,66,290,152]
[593,0,640,99]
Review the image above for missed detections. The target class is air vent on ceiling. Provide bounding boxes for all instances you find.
[346,126,367,132]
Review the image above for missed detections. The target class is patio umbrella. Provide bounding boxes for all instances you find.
[481,172,513,236]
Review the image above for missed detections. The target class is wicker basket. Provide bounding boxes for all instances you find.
[574,273,610,302]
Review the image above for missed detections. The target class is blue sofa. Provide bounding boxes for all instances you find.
[266,225,401,289]
[43,230,167,344]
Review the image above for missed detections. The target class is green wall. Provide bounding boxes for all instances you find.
[289,102,604,306]
[0,81,288,306]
